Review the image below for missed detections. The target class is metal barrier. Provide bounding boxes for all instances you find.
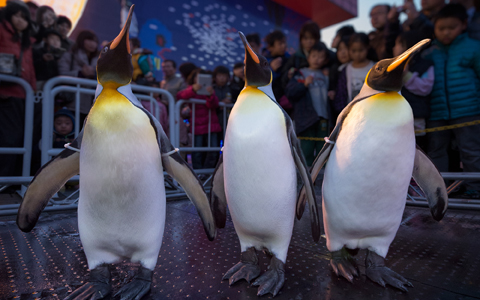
[0,74,35,193]
[407,172,480,210]
[174,98,233,151]
[41,76,175,164]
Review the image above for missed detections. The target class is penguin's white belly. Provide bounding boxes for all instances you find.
[323,92,415,257]
[78,94,165,269]
[224,91,296,258]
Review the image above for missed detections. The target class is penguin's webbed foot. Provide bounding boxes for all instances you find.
[365,250,413,292]
[330,247,359,283]
[65,265,111,300]
[114,265,152,300]
[251,255,285,297]
[222,247,261,285]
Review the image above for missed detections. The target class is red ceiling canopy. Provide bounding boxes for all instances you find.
[272,0,357,28]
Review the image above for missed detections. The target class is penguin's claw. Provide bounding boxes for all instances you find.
[64,281,111,300]
[365,250,412,292]
[114,265,153,300]
[366,266,412,292]
[224,262,261,285]
[251,256,285,297]
[65,265,111,300]
[330,248,359,283]
[113,279,151,300]
[223,248,261,285]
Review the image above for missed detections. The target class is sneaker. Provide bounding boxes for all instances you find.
[459,190,480,199]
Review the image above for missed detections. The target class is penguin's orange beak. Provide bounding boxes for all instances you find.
[110,4,134,53]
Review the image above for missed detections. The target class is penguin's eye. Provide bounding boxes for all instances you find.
[376,66,383,72]
[103,47,108,53]
[263,61,268,67]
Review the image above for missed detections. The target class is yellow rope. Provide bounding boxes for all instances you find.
[298,119,480,141]
[414,119,480,134]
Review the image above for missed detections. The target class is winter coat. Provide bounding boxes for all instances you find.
[57,49,98,114]
[176,86,221,135]
[424,33,480,121]
[33,46,59,86]
[401,57,433,119]
[265,51,290,100]
[58,48,98,78]
[285,70,321,134]
[0,20,36,98]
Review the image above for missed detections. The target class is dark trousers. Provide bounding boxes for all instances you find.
[299,119,329,166]
[427,114,480,191]
[0,97,25,176]
[193,133,219,169]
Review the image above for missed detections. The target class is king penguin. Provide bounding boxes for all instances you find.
[17,6,216,300]
[297,39,448,291]
[209,32,320,297]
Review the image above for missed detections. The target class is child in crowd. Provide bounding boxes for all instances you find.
[52,108,75,149]
[230,62,245,101]
[285,43,330,166]
[424,3,480,198]
[130,37,155,85]
[333,33,376,113]
[328,36,351,101]
[393,31,434,151]
[264,30,290,108]
[177,68,221,170]
[33,29,63,89]
[56,16,73,51]
[213,65,232,135]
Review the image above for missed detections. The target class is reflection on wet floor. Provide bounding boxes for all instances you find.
[1,198,480,299]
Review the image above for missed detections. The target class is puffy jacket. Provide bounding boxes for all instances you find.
[0,21,36,98]
[285,70,320,134]
[424,33,480,121]
[176,86,221,135]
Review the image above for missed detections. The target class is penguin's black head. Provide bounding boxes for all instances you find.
[96,5,135,87]
[366,39,430,92]
[239,31,271,87]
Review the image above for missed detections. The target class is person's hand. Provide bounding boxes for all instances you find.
[82,65,95,78]
[270,57,282,72]
[403,0,419,21]
[222,97,232,104]
[388,5,401,23]
[192,83,202,92]
[328,90,336,100]
[206,86,214,95]
[288,67,295,79]
[43,53,54,61]
[304,75,313,87]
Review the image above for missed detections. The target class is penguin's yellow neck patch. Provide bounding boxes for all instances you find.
[87,86,141,132]
[360,91,412,124]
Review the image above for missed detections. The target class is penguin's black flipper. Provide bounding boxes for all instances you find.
[296,88,382,219]
[210,153,227,228]
[159,131,217,240]
[412,146,448,221]
[284,114,321,242]
[17,131,83,232]
[138,106,217,241]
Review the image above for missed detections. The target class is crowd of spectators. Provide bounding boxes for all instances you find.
[0,0,480,198]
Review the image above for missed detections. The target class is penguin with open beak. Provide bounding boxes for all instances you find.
[17,5,216,300]
[209,32,320,297]
[297,39,448,291]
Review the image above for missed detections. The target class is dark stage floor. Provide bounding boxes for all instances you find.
[1,196,480,300]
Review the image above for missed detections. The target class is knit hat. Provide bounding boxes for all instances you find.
[54,107,75,134]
